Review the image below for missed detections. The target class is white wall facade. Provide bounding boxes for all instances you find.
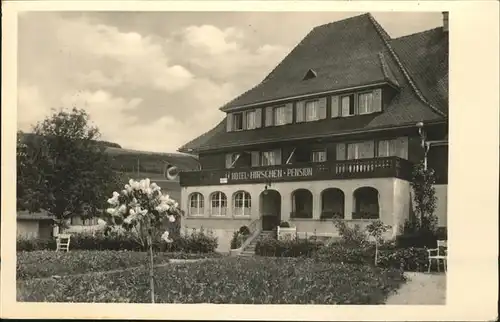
[181,177,413,252]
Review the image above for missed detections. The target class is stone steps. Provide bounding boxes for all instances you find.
[237,230,275,257]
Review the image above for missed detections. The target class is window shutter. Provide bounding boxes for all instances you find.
[226,113,233,132]
[242,112,248,130]
[331,96,340,118]
[336,143,346,161]
[254,108,262,128]
[274,149,282,165]
[285,103,293,124]
[373,89,382,112]
[378,140,388,157]
[225,154,232,169]
[362,141,375,158]
[251,151,260,167]
[395,137,408,159]
[265,107,273,127]
[318,97,327,119]
[296,101,305,123]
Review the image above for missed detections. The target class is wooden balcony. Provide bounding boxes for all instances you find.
[179,156,413,187]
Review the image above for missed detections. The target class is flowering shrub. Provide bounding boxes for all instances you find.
[332,219,369,247]
[103,178,183,250]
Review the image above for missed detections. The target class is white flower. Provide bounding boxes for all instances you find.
[168,215,176,223]
[129,208,136,216]
[122,189,128,196]
[97,219,107,225]
[118,204,127,214]
[161,231,173,243]
[106,208,116,215]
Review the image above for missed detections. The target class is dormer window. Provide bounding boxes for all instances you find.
[233,112,244,130]
[341,94,355,116]
[358,92,375,115]
[305,100,319,121]
[227,108,262,132]
[303,69,317,81]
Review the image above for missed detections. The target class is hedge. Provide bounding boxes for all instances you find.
[18,257,406,304]
[17,230,218,253]
[255,236,324,257]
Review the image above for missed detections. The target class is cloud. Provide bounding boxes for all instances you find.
[17,84,51,131]
[55,18,194,92]
[18,13,291,152]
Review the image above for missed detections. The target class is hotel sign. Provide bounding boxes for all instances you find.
[225,167,314,183]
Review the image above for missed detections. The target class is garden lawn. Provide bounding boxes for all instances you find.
[17,250,223,280]
[18,257,406,304]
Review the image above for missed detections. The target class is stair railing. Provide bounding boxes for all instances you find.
[230,217,262,256]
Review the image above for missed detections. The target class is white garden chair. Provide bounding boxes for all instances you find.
[427,240,447,273]
[56,234,71,252]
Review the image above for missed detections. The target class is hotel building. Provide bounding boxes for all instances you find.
[177,13,449,252]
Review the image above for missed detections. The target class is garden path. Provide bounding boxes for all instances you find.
[385,272,446,305]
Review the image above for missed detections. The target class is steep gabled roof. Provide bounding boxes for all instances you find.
[390,27,449,114]
[178,13,448,153]
[220,13,399,111]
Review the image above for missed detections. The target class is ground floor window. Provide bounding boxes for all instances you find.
[189,192,204,215]
[353,187,379,219]
[291,189,313,218]
[210,191,227,216]
[233,191,251,216]
[321,188,345,219]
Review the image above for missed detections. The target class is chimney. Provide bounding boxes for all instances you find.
[442,12,449,32]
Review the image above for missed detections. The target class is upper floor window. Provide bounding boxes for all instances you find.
[225,153,240,169]
[274,106,287,126]
[233,112,244,130]
[341,94,355,117]
[347,141,375,160]
[246,110,256,130]
[227,109,261,132]
[358,92,375,115]
[260,149,282,166]
[312,149,327,163]
[305,100,319,121]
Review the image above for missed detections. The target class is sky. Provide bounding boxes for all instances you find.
[18,11,443,153]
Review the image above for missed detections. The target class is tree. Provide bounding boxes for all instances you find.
[17,108,120,229]
[409,161,438,233]
[104,178,183,303]
[366,220,391,266]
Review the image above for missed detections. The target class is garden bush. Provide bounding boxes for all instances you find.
[165,230,218,253]
[17,257,406,304]
[314,242,374,264]
[17,237,57,251]
[17,250,223,280]
[255,236,323,257]
[378,247,430,272]
[18,229,218,253]
[279,221,290,228]
[230,231,247,250]
[238,226,250,236]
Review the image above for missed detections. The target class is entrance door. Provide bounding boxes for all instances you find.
[260,190,281,231]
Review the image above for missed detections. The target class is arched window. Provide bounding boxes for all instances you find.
[321,188,345,219]
[233,191,251,216]
[189,193,204,215]
[353,187,380,219]
[210,191,227,216]
[291,189,313,218]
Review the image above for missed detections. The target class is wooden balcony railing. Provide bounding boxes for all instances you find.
[179,156,413,187]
